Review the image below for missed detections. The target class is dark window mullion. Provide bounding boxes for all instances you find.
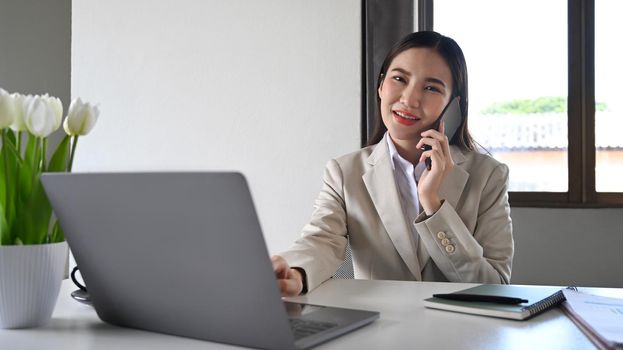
[418,0,434,31]
[568,0,585,203]
[509,192,569,208]
[362,0,414,146]
[583,0,596,202]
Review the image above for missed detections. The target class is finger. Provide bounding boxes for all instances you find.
[429,149,445,173]
[278,278,302,297]
[271,255,288,279]
[416,137,441,151]
[419,149,432,164]
[419,148,444,171]
[420,129,449,158]
[420,128,444,140]
[441,134,451,160]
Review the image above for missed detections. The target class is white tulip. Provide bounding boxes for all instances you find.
[25,94,63,138]
[0,88,16,129]
[63,98,99,136]
[10,93,30,132]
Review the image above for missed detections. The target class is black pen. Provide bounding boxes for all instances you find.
[432,293,529,305]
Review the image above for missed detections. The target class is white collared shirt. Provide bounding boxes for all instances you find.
[386,133,427,264]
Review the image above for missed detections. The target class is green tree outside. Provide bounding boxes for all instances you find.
[481,96,608,114]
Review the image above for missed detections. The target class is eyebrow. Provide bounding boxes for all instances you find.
[389,67,447,88]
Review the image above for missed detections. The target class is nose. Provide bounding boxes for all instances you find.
[400,84,420,109]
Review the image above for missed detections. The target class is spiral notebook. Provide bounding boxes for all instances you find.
[423,284,569,320]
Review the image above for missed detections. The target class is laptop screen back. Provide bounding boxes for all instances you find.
[42,172,295,349]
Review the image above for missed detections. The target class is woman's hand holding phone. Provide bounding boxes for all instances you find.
[416,121,454,215]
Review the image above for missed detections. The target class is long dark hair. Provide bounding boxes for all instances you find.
[367,31,476,151]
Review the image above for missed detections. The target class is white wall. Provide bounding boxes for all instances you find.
[70,0,623,288]
[72,0,361,253]
[511,208,623,288]
[0,0,70,152]
[0,0,70,105]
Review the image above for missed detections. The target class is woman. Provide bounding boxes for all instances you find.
[272,31,513,296]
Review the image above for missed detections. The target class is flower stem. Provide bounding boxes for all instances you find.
[15,131,21,203]
[17,131,22,157]
[68,136,79,172]
[42,137,48,172]
[2,130,11,227]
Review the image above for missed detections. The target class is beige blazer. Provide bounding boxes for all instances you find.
[280,134,514,292]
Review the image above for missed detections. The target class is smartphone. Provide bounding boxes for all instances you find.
[424,96,462,170]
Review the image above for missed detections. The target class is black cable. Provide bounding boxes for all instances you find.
[70,266,88,292]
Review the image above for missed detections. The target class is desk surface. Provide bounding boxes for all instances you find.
[2,279,622,350]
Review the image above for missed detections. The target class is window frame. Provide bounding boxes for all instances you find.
[362,0,623,207]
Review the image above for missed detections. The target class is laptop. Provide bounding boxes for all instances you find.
[41,172,379,350]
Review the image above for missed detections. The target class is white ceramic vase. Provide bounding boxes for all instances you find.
[0,241,68,329]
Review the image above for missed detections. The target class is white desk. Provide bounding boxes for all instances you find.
[2,279,621,350]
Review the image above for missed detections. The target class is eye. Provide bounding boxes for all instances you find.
[425,85,442,93]
[391,75,407,84]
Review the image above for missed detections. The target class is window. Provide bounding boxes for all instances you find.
[435,0,568,193]
[363,0,623,207]
[595,1,623,193]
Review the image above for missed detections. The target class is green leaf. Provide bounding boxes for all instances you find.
[50,220,65,243]
[14,174,52,244]
[8,134,53,245]
[0,130,20,244]
[16,144,34,202]
[2,137,23,168]
[24,133,37,169]
[1,131,72,245]
[48,135,71,172]
[0,206,10,245]
[0,137,9,244]
[1,131,66,245]
[0,138,6,221]
[6,129,16,147]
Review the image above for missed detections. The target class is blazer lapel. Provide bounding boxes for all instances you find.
[362,136,422,280]
[439,146,469,208]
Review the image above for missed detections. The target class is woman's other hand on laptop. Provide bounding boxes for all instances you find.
[271,255,304,297]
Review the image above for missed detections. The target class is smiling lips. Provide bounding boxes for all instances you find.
[392,110,420,126]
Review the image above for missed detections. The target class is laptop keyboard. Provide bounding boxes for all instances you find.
[289,318,337,340]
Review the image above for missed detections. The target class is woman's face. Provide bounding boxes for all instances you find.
[378,47,453,143]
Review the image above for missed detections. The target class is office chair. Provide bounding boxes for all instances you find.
[332,236,354,279]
